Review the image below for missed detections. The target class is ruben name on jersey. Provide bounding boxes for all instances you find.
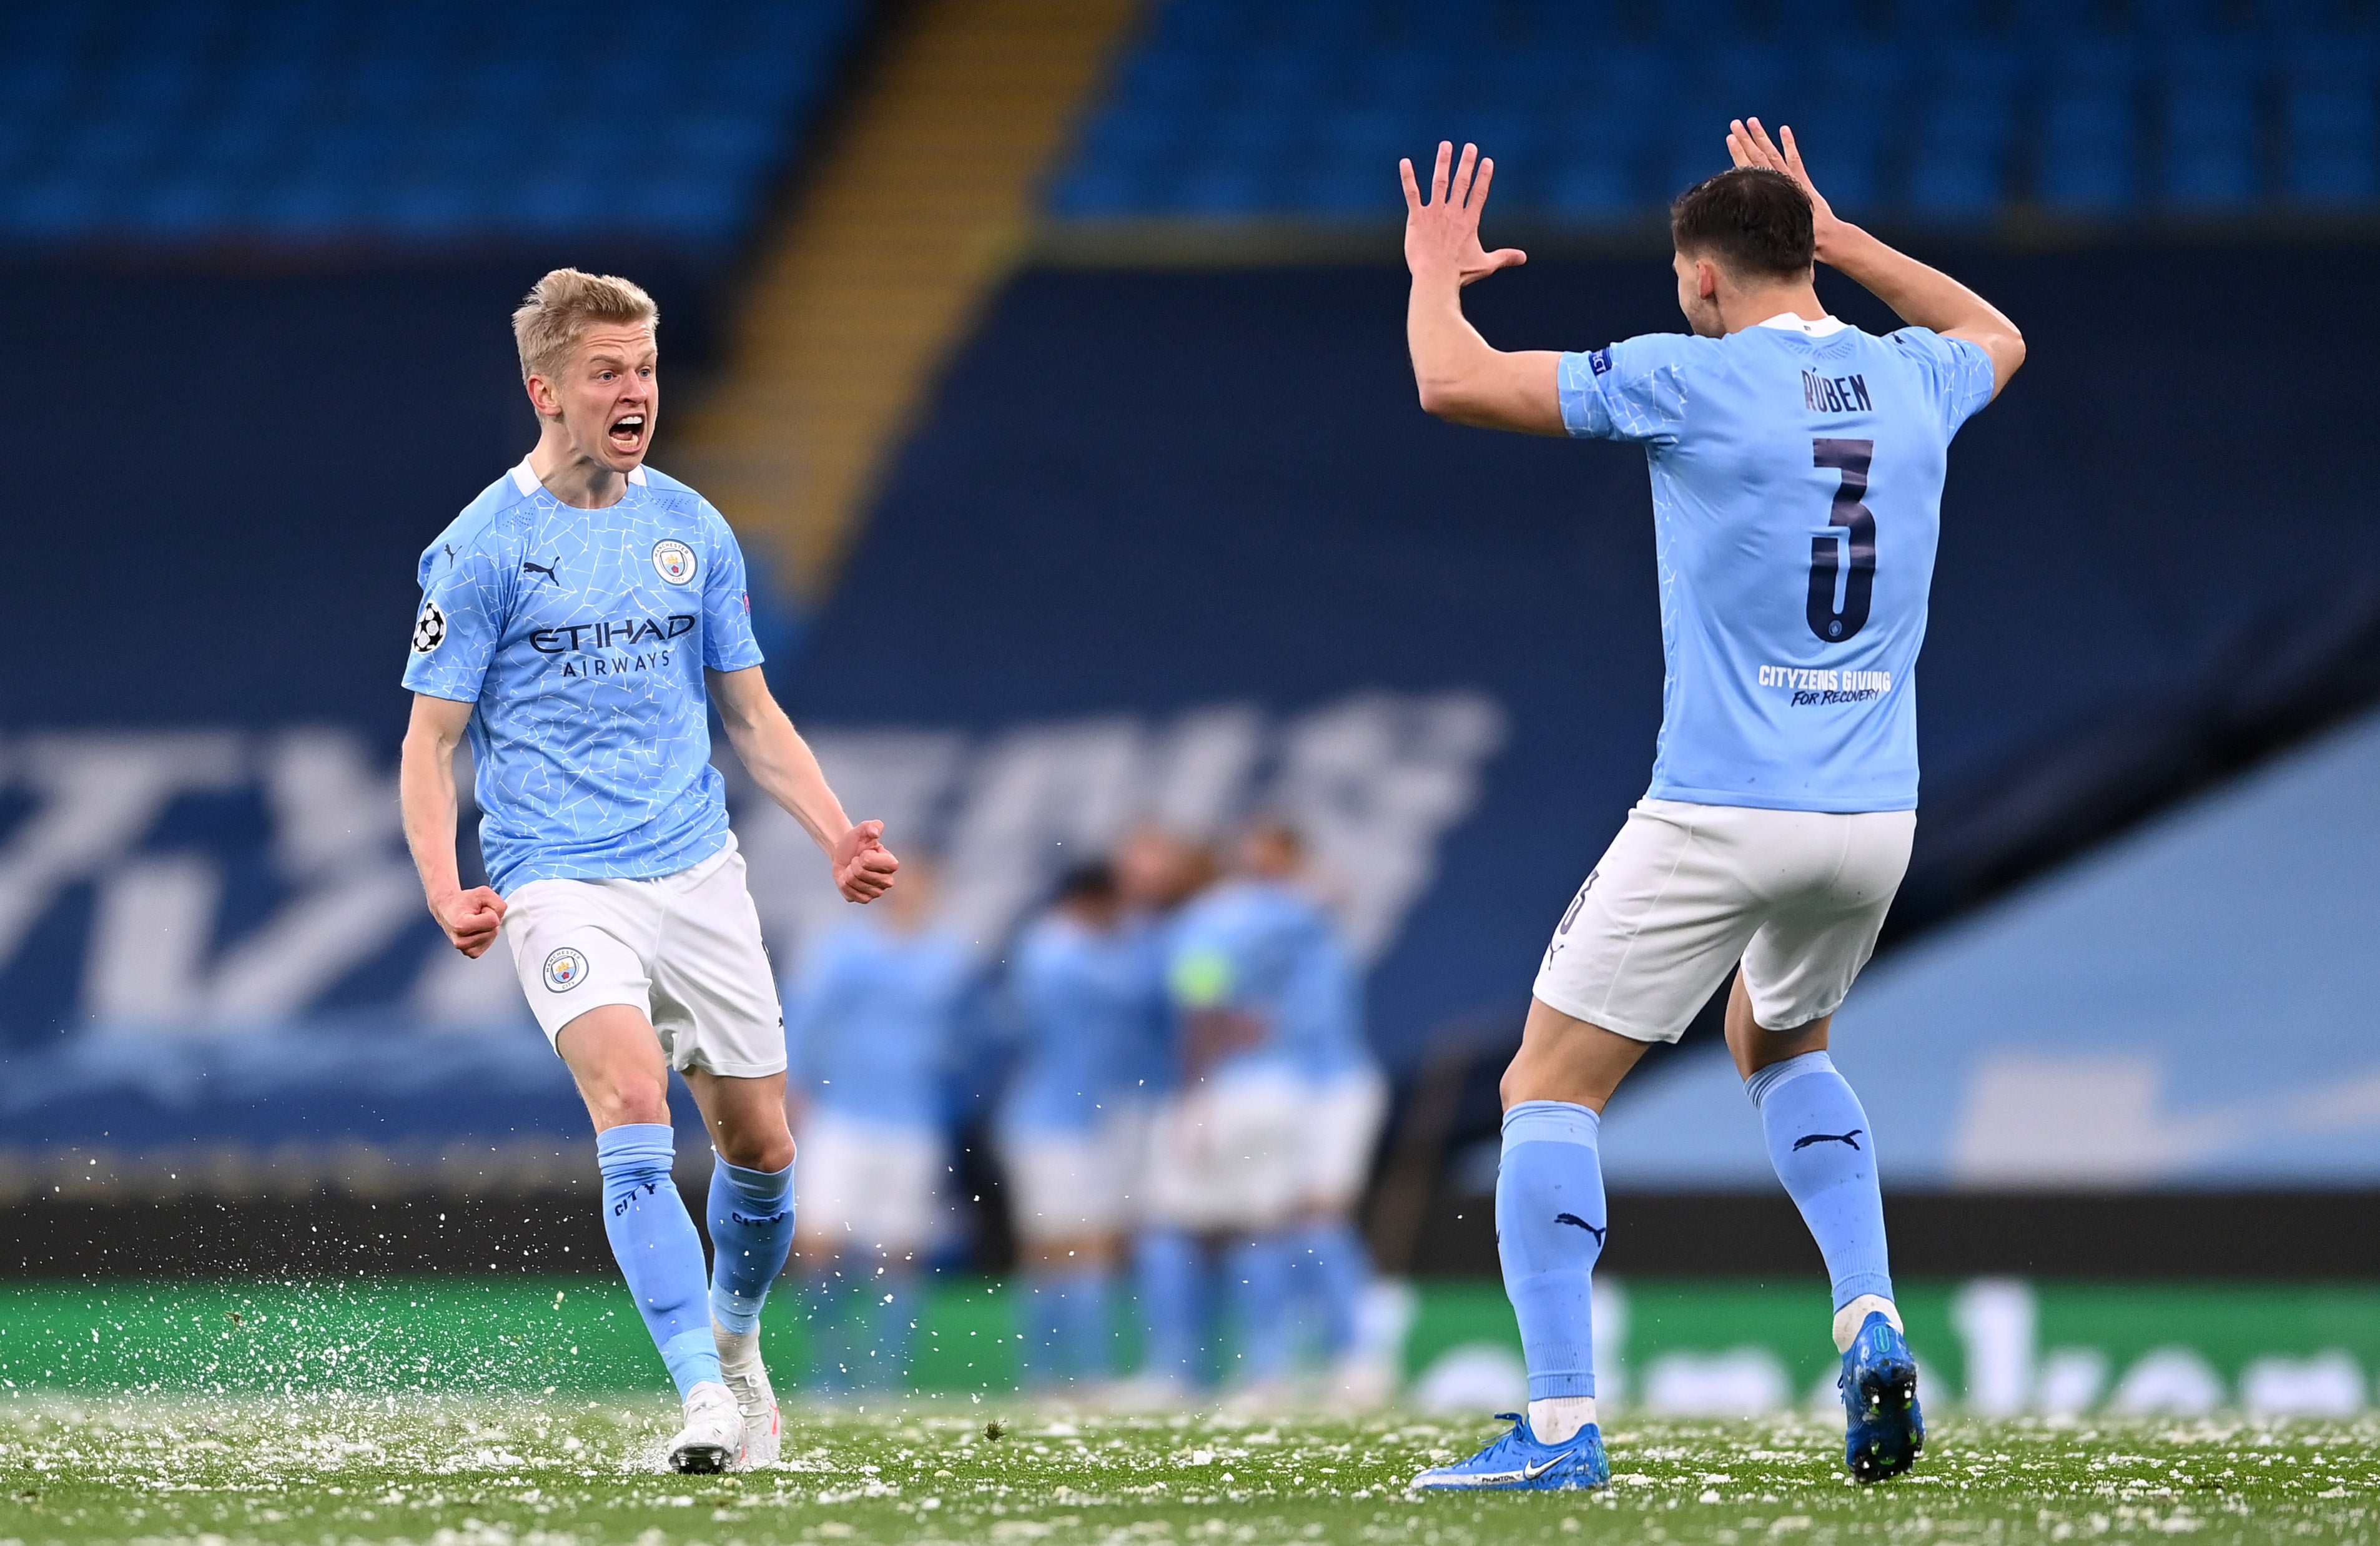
[1559,315,1995,813]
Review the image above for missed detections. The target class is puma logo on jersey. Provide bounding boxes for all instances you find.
[521,558,562,586]
[1792,1128,1865,1151]
[1554,1212,1607,1244]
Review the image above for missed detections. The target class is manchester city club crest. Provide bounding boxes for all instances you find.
[651,538,698,586]
[412,599,447,654]
[543,946,588,992]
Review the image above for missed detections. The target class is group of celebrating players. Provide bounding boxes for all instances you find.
[781,819,1387,1409]
[397,117,2022,1489]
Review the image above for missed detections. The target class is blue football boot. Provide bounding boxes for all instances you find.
[1411,1413,1609,1491]
[1839,1311,1925,1482]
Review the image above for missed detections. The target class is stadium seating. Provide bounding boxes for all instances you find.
[0,0,867,252]
[1049,0,2380,225]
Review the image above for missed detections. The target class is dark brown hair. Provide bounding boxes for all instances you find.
[1670,167,1815,279]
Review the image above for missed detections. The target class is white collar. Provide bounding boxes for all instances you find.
[509,458,648,495]
[1756,312,1849,337]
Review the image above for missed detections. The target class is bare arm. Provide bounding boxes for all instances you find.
[707,664,897,903]
[400,692,507,957]
[1402,141,1566,435]
[1729,119,2025,396]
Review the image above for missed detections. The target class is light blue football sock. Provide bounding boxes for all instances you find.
[802,1262,857,1393]
[1135,1227,1206,1384]
[1747,1051,1894,1309]
[1224,1232,1297,1384]
[706,1154,794,1336]
[865,1268,920,1391]
[1019,1271,1067,1387]
[1497,1099,1605,1401]
[1291,1218,1372,1361]
[596,1123,723,1397]
[1022,1266,1113,1384]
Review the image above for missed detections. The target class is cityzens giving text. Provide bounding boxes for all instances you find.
[1757,663,1894,707]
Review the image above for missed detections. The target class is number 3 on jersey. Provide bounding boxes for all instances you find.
[1807,438,1876,643]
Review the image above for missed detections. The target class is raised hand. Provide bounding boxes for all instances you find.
[1727,117,1846,260]
[1401,140,1527,288]
[832,818,899,903]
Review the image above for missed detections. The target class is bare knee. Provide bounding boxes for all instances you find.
[713,1118,794,1173]
[583,1071,669,1130]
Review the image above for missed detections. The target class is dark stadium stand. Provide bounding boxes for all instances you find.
[1050,0,2380,224]
[0,0,867,252]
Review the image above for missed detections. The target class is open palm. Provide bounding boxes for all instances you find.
[1401,140,1527,288]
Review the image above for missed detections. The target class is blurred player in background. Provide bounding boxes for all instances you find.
[398,269,897,1472]
[781,855,971,1394]
[996,861,1145,1394]
[1108,824,1215,1401]
[1148,819,1367,1406]
[1251,823,1392,1407]
[1400,126,2023,1489]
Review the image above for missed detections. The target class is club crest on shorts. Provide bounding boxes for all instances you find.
[543,946,588,992]
[651,538,698,586]
[412,600,447,654]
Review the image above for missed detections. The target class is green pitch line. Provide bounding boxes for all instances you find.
[2,1401,2376,1546]
[4,1278,2378,1399]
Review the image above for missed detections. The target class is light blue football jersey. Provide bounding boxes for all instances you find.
[1000,910,1148,1136]
[1168,879,1369,1082]
[783,916,974,1131]
[1559,318,1997,812]
[401,460,764,892]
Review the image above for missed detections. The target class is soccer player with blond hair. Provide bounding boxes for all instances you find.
[398,268,899,1471]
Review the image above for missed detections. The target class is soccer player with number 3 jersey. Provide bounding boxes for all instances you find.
[1398,122,2026,1490]
[397,269,899,1472]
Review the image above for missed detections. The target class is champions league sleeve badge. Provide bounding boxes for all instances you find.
[412,599,447,654]
[651,538,699,586]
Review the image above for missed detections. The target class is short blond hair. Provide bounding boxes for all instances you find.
[511,268,659,385]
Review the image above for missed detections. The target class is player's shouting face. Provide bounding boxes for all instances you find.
[526,322,657,478]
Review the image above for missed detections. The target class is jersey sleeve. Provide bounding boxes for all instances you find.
[401,529,512,702]
[701,506,766,673]
[1556,333,1693,445]
[1887,327,1997,437]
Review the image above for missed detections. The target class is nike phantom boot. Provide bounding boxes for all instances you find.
[666,1381,746,1474]
[1411,1412,1609,1492]
[714,1320,782,1469]
[1840,1311,1925,1482]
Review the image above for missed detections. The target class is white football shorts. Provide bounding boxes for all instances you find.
[997,1113,1143,1245]
[1142,1063,1306,1234]
[1532,797,1915,1043]
[1298,1066,1388,1213]
[794,1108,942,1256]
[500,833,786,1078]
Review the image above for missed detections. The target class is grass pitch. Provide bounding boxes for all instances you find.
[2,1399,2376,1546]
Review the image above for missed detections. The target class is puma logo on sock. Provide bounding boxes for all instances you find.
[1792,1128,1865,1151]
[1553,1212,1607,1244]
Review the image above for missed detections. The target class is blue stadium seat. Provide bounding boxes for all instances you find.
[1783,100,1892,218]
[1887,0,1993,36]
[122,177,239,242]
[2,176,106,241]
[2035,89,2141,215]
[1543,111,1653,221]
[0,0,861,252]
[1905,91,2017,222]
[2156,49,2262,214]
[2281,82,2379,205]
